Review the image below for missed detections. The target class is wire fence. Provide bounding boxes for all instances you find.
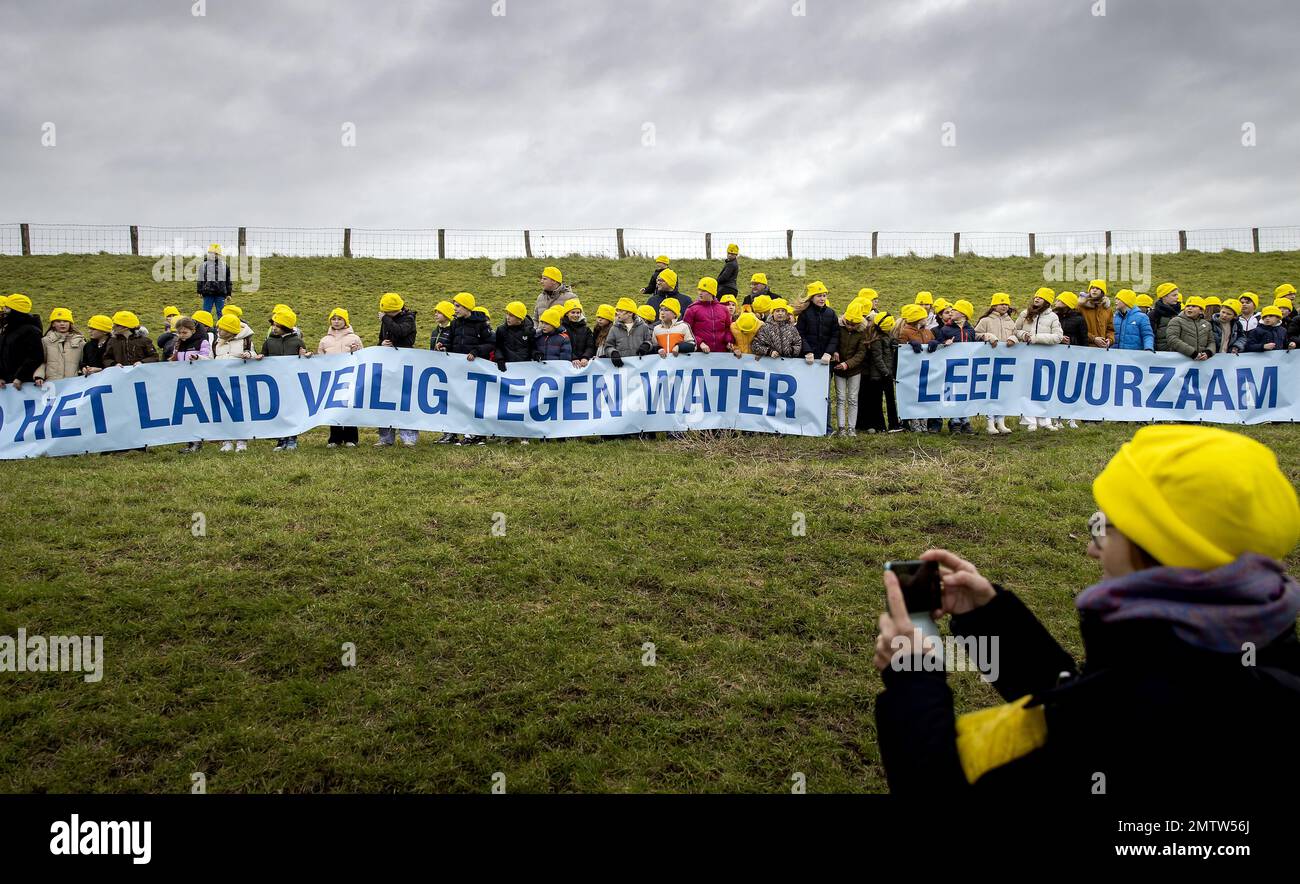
[2,223,1299,260]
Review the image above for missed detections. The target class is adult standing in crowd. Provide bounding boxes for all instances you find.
[197,243,233,318]
[873,426,1300,798]
[745,272,775,306]
[716,243,740,298]
[534,266,574,322]
[646,268,690,318]
[641,256,670,295]
[0,294,46,389]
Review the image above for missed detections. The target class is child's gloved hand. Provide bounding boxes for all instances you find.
[926,341,939,353]
[496,358,508,373]
[609,351,624,368]
[909,342,923,353]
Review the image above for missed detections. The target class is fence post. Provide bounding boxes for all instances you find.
[437,228,446,260]
[952,232,960,257]
[705,232,712,260]
[1104,230,1112,252]
[786,229,794,259]
[524,230,532,259]
[616,228,626,259]
[238,227,246,262]
[20,223,30,256]
[130,225,139,256]
[343,228,351,258]
[871,231,878,258]
[1178,230,1187,252]
[1252,227,1260,253]
[1028,232,1036,256]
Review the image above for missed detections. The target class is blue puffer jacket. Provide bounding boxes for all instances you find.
[1244,323,1289,352]
[1114,308,1154,351]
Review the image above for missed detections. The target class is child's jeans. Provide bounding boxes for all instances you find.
[378,427,419,445]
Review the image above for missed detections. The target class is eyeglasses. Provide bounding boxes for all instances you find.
[1088,511,1108,547]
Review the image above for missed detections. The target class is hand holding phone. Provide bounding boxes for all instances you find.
[884,560,943,642]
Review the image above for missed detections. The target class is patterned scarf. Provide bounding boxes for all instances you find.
[1075,553,1300,653]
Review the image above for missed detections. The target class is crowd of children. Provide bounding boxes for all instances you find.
[3,249,1300,451]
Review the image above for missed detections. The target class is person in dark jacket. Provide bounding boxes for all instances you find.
[641,256,670,295]
[495,301,535,367]
[561,299,596,367]
[534,306,573,361]
[716,243,740,297]
[744,272,774,307]
[437,292,494,446]
[157,306,181,360]
[1150,282,1182,350]
[0,294,46,388]
[1244,306,1296,352]
[80,314,114,375]
[934,299,979,434]
[646,268,689,319]
[255,306,307,451]
[858,312,900,434]
[101,310,161,368]
[795,281,839,434]
[1212,298,1246,354]
[874,425,1300,800]
[197,243,233,318]
[1053,291,1089,346]
[374,292,421,447]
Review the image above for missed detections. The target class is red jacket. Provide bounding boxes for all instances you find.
[683,299,735,353]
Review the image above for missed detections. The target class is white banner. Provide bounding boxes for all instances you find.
[0,349,831,458]
[897,342,1299,424]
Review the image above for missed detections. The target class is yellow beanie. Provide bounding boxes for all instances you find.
[207,243,222,255]
[660,297,682,318]
[222,304,243,318]
[596,303,617,322]
[806,280,828,298]
[751,272,768,285]
[192,309,215,327]
[901,304,927,323]
[272,307,298,329]
[474,306,491,321]
[1033,287,1056,304]
[49,307,74,323]
[1135,294,1154,308]
[1274,283,1296,300]
[163,305,181,318]
[878,315,897,333]
[328,307,350,325]
[769,298,793,315]
[1088,279,1108,296]
[655,255,670,265]
[540,306,566,329]
[1155,282,1180,300]
[616,297,638,313]
[726,242,739,254]
[217,313,242,335]
[844,304,866,325]
[5,293,33,314]
[542,266,563,284]
[379,292,404,312]
[953,299,974,321]
[857,288,878,302]
[1056,291,1079,310]
[1240,291,1260,307]
[991,292,1012,307]
[914,291,934,306]
[506,301,528,320]
[753,294,773,313]
[112,310,141,329]
[933,298,951,313]
[658,267,678,288]
[1221,299,1241,315]
[697,277,718,297]
[1261,305,1283,319]
[720,293,738,305]
[1093,426,1300,570]
[453,292,476,311]
[435,301,455,321]
[1202,296,1222,308]
[736,312,759,334]
[86,314,114,333]
[1115,289,1137,309]
[637,304,658,323]
[563,298,583,314]
[1185,296,1206,310]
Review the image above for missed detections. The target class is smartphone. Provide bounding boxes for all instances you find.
[884,559,943,642]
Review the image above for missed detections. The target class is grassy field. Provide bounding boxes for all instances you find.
[1,251,1298,793]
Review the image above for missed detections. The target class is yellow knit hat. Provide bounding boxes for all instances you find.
[720,294,738,305]
[222,304,243,319]
[1115,289,1137,309]
[751,272,768,285]
[379,292,404,312]
[659,297,682,318]
[901,304,928,323]
[435,301,455,321]
[736,312,760,334]
[753,294,773,313]
[697,277,718,297]
[1240,291,1260,307]
[272,307,298,329]
[453,292,476,311]
[192,310,215,327]
[616,297,638,313]
[1155,282,1180,300]
[659,267,678,288]
[878,315,897,333]
[5,293,33,313]
[163,305,181,318]
[655,255,670,265]
[1274,283,1296,300]
[857,288,878,302]
[637,305,658,323]
[87,314,114,333]
[1261,305,1284,319]
[1135,294,1154,308]
[914,291,933,306]
[1221,299,1241,315]
[328,307,350,324]
[1056,291,1079,310]
[542,266,563,283]
[505,301,528,320]
[844,303,866,325]
[1033,287,1056,304]
[596,304,617,322]
[49,307,74,323]
[217,313,242,335]
[991,292,1012,307]
[540,306,566,329]
[726,243,739,254]
[806,281,828,298]
[563,298,583,314]
[1093,426,1300,570]
[953,299,974,321]
[1088,279,1108,296]
[112,310,141,329]
[769,298,793,315]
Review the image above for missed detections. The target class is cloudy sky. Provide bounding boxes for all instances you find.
[2,0,1298,234]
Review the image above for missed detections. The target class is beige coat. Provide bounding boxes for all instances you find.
[974,312,1017,344]
[36,328,86,381]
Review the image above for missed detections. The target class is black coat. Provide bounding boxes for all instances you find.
[876,586,1300,799]
[196,257,233,299]
[379,309,417,348]
[495,319,535,363]
[444,313,495,357]
[81,337,107,371]
[641,268,663,295]
[646,288,689,318]
[563,317,596,361]
[796,303,840,358]
[0,311,45,382]
[1057,308,1089,346]
[716,258,739,296]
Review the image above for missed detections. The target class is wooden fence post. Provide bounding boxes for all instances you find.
[705,232,712,260]
[20,223,30,256]
[237,227,247,261]
[1178,230,1187,252]
[524,230,532,259]
[1104,230,1112,252]
[437,228,446,260]
[871,231,878,258]
[130,225,139,256]
[343,228,351,258]
[1252,227,1260,253]
[952,232,960,257]
[1028,232,1036,256]
[616,228,626,259]
[786,229,794,259]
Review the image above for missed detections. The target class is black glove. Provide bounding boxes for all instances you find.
[909,342,923,353]
[676,341,696,354]
[636,341,654,356]
[926,341,939,353]
[496,358,508,373]
[608,350,624,368]
[532,351,544,363]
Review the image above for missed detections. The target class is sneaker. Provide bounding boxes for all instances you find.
[1019,417,1031,426]
[887,427,904,434]
[435,434,457,445]
[235,441,248,452]
[1026,423,1038,432]
[374,440,393,447]
[519,439,530,445]
[219,442,234,452]
[987,422,1000,435]
[285,440,298,450]
[344,442,357,448]
[401,439,417,447]
[1067,420,1079,429]
[846,428,857,437]
[1047,423,1060,432]
[272,442,286,451]
[866,428,877,435]
[327,443,338,448]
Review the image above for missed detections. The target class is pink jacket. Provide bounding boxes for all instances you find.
[683,299,735,353]
[318,325,363,355]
